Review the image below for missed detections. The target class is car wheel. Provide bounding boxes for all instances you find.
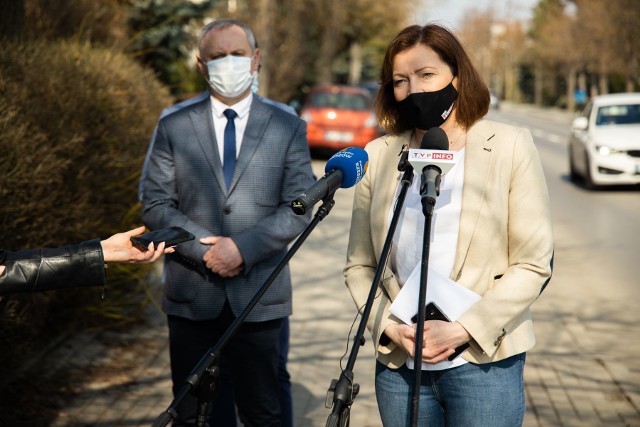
[568,144,580,182]
[583,153,597,190]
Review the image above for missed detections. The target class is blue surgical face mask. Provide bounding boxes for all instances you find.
[205,55,255,98]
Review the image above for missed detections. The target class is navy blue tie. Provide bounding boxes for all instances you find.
[223,109,237,189]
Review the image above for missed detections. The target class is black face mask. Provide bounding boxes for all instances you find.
[397,80,458,130]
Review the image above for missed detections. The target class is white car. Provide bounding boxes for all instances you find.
[568,93,640,188]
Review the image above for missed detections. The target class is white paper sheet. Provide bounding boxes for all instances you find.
[389,264,481,370]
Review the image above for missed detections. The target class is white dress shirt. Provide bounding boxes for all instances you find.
[209,93,253,165]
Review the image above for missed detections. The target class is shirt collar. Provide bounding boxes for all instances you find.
[210,92,253,120]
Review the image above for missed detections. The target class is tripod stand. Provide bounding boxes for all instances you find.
[151,194,337,427]
[325,155,414,427]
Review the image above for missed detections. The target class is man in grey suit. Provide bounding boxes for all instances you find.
[139,18,315,427]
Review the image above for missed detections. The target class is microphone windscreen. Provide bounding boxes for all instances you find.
[325,147,369,188]
[420,127,449,150]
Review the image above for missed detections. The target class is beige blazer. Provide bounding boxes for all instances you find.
[344,119,554,368]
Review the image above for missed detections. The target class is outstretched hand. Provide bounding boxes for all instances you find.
[101,226,175,264]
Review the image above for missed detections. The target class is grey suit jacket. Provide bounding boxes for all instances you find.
[140,95,315,322]
[345,119,554,367]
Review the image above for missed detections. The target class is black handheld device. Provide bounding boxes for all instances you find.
[130,226,195,251]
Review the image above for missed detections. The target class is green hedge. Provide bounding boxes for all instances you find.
[0,38,173,408]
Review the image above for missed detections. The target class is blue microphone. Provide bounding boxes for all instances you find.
[291,147,368,215]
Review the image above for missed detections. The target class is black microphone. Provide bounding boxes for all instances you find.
[291,147,368,215]
[407,128,456,212]
[420,127,449,150]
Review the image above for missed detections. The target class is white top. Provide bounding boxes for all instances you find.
[210,93,253,164]
[390,149,465,285]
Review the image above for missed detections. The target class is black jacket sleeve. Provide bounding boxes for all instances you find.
[0,239,106,295]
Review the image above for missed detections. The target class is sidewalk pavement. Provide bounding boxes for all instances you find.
[47,132,639,426]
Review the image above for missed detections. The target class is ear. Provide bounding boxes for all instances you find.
[251,48,261,74]
[196,55,208,76]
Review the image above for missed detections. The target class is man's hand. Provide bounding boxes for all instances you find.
[200,236,243,278]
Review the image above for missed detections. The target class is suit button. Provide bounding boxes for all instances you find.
[223,207,231,215]
[494,328,507,347]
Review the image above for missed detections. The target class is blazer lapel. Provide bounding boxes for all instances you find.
[189,98,228,192]
[451,120,496,280]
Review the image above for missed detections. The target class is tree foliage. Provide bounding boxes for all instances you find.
[0,37,172,420]
[208,0,416,103]
[126,0,217,94]
[541,1,637,97]
[457,0,639,109]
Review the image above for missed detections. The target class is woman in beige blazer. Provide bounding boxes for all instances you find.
[344,24,554,426]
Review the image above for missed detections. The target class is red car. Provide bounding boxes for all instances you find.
[300,85,380,152]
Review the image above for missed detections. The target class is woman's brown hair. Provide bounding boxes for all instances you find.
[374,24,490,134]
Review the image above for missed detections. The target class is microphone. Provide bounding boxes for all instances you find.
[407,127,460,176]
[291,147,368,215]
[407,128,459,213]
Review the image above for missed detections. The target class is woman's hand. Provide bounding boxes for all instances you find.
[101,226,175,264]
[383,323,420,357]
[420,320,470,363]
[383,320,470,364]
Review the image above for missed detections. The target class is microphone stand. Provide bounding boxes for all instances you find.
[151,193,338,427]
[409,165,442,426]
[325,153,414,427]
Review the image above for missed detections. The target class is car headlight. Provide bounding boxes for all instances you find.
[595,145,623,156]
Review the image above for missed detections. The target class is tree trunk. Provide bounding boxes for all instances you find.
[0,0,25,40]
[317,0,342,85]
[255,0,272,96]
[589,73,599,98]
[348,41,362,85]
[504,54,519,103]
[534,63,543,106]
[625,76,635,93]
[566,68,576,112]
[599,73,608,95]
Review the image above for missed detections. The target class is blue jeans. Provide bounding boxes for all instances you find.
[375,353,526,427]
